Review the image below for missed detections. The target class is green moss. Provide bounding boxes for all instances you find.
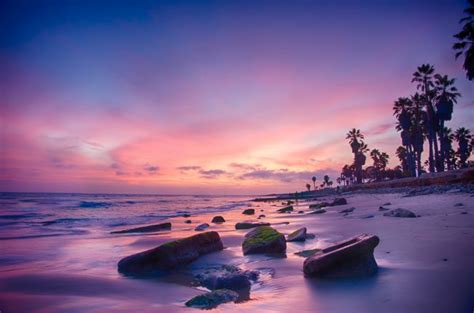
[242,226,282,250]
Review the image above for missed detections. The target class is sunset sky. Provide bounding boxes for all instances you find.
[1,0,473,194]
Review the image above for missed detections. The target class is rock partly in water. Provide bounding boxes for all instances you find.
[185,289,239,309]
[339,207,355,214]
[298,210,305,214]
[287,227,307,242]
[295,248,321,258]
[454,203,464,207]
[111,222,171,234]
[182,213,191,218]
[185,220,192,224]
[383,202,391,206]
[308,209,326,214]
[257,214,266,219]
[195,223,210,231]
[242,226,286,255]
[235,222,270,230]
[117,231,224,275]
[331,198,347,206]
[194,264,259,299]
[211,216,226,223]
[305,233,316,240]
[309,202,330,209]
[383,208,416,218]
[303,234,380,278]
[242,209,255,215]
[277,206,294,213]
[378,206,389,211]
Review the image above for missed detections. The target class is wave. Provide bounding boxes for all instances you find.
[78,201,111,208]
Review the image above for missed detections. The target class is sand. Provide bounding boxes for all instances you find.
[0,190,473,313]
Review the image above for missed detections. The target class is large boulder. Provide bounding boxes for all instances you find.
[117,231,224,275]
[235,222,270,230]
[185,289,239,309]
[383,208,416,218]
[303,234,379,278]
[242,226,286,255]
[277,206,293,213]
[211,216,225,223]
[111,222,171,234]
[242,209,255,215]
[287,227,307,242]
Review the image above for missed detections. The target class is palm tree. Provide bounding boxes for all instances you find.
[311,176,317,190]
[410,93,426,176]
[412,64,438,173]
[441,127,456,170]
[396,146,409,174]
[346,128,367,183]
[434,74,461,170]
[393,97,416,176]
[454,127,473,167]
[453,0,474,80]
[306,183,311,192]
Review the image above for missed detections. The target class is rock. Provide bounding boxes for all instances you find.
[277,206,293,213]
[185,289,239,309]
[331,198,347,206]
[361,214,375,219]
[257,214,266,219]
[211,216,225,223]
[339,207,355,214]
[454,203,464,207]
[383,202,391,206]
[111,222,171,234]
[378,206,389,211]
[303,234,380,278]
[185,219,192,224]
[235,222,270,230]
[194,265,258,294]
[242,226,286,255]
[309,202,329,209]
[461,211,468,215]
[295,248,321,258]
[117,231,224,275]
[242,209,255,215]
[383,208,416,218]
[195,223,210,231]
[183,213,191,217]
[309,209,326,214]
[305,233,316,240]
[298,210,305,214]
[287,227,307,242]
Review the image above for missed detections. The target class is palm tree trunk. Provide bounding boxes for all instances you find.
[433,130,441,172]
[428,135,435,173]
[439,121,445,172]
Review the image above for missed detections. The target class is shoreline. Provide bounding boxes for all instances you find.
[1,188,473,312]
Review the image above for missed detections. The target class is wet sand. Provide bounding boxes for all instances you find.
[1,191,473,312]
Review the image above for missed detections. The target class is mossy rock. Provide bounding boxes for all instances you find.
[277,206,293,213]
[185,289,239,309]
[242,226,286,255]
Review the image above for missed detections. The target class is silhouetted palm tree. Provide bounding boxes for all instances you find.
[346,129,367,183]
[306,183,311,192]
[435,74,461,170]
[396,146,409,174]
[412,64,438,173]
[454,127,472,167]
[393,97,416,176]
[311,176,316,190]
[453,0,474,80]
[441,127,456,170]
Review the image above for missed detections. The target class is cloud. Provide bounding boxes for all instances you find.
[144,164,159,174]
[177,166,202,171]
[199,169,227,179]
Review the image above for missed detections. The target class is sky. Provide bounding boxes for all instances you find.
[1,0,473,195]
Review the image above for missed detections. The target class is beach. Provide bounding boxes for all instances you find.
[0,189,473,313]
